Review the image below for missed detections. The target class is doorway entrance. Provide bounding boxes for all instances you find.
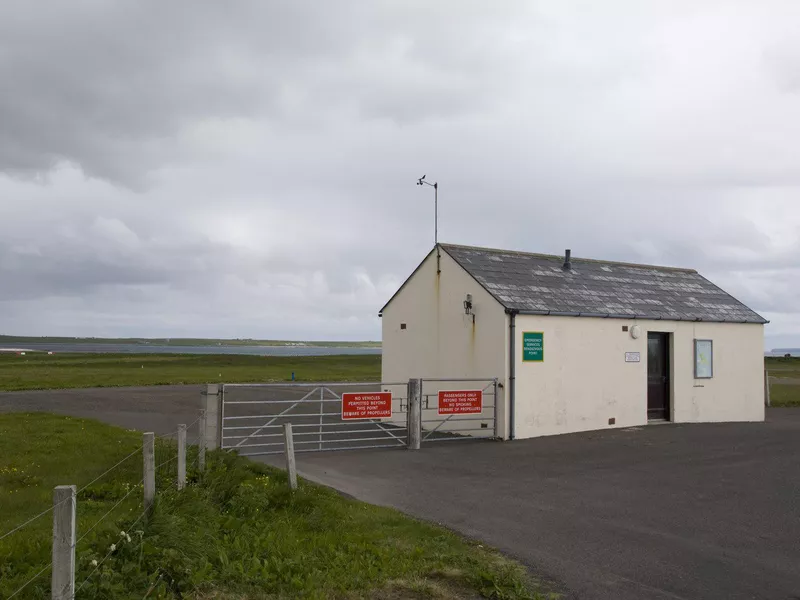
[647,332,670,420]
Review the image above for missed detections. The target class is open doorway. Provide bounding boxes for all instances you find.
[647,332,670,421]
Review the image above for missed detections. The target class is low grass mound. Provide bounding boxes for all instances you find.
[0,353,381,391]
[1,414,549,599]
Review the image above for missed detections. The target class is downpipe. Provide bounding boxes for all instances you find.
[508,310,517,440]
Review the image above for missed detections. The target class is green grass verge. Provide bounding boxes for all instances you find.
[765,356,800,378]
[765,358,800,407]
[0,353,381,392]
[769,384,800,407]
[1,413,549,599]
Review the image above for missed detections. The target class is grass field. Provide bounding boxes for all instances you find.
[2,352,798,409]
[765,357,800,407]
[0,353,381,392]
[0,413,546,599]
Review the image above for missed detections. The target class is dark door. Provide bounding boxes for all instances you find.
[647,332,670,420]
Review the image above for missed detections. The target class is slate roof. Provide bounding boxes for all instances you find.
[439,244,767,324]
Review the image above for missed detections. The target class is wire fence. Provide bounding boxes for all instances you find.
[6,562,53,599]
[2,413,206,599]
[75,507,150,596]
[0,445,143,545]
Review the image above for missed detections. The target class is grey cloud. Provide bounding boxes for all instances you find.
[0,1,799,345]
[0,1,531,184]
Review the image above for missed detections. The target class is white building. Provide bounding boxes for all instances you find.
[380,244,767,440]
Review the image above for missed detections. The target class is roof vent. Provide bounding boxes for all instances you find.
[563,249,572,270]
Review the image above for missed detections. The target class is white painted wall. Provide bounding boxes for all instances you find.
[512,315,765,439]
[381,248,509,438]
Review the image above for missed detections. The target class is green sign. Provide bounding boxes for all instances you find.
[522,331,544,362]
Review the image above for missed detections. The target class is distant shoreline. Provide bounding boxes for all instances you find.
[0,342,381,357]
[0,335,380,348]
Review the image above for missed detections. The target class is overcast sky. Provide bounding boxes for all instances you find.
[1,1,798,348]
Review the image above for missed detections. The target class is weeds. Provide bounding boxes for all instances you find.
[2,414,544,599]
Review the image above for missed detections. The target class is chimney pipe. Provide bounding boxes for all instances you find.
[563,249,572,270]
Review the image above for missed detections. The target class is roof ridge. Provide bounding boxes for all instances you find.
[439,242,697,273]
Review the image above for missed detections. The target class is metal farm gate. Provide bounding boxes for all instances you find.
[419,378,498,443]
[220,382,410,456]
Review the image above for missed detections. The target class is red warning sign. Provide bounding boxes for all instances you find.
[341,392,393,420]
[438,390,483,415]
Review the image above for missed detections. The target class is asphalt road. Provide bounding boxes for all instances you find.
[0,383,465,448]
[3,386,798,599]
[262,410,800,600]
[0,385,204,438]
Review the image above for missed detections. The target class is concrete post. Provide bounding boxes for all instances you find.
[177,424,186,490]
[283,423,297,490]
[765,370,771,407]
[143,432,155,511]
[198,409,207,472]
[51,485,76,600]
[203,384,221,450]
[407,378,421,450]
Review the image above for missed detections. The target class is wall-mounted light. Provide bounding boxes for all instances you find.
[464,294,473,315]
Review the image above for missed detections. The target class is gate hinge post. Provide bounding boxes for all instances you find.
[203,383,221,451]
[407,378,422,450]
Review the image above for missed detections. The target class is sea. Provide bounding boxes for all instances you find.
[0,343,381,356]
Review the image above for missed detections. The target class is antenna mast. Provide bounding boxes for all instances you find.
[416,175,440,273]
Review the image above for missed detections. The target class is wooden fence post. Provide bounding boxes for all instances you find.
[143,432,155,510]
[177,424,186,490]
[408,378,421,450]
[198,409,207,472]
[765,369,771,407]
[283,423,297,490]
[203,384,220,450]
[51,485,76,600]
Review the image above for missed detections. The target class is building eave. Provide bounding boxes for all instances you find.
[507,307,768,324]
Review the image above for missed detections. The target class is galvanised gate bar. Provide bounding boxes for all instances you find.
[220,382,410,456]
[216,378,499,456]
[419,378,499,442]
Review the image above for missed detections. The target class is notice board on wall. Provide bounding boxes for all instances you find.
[522,331,544,362]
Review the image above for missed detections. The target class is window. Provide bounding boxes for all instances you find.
[694,339,713,379]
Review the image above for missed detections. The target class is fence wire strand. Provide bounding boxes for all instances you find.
[155,453,178,472]
[7,562,52,599]
[156,415,201,441]
[0,504,60,542]
[4,412,205,597]
[76,445,143,494]
[76,479,145,544]
[0,445,143,542]
[75,508,149,595]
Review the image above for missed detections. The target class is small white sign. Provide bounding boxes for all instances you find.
[625,352,641,363]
